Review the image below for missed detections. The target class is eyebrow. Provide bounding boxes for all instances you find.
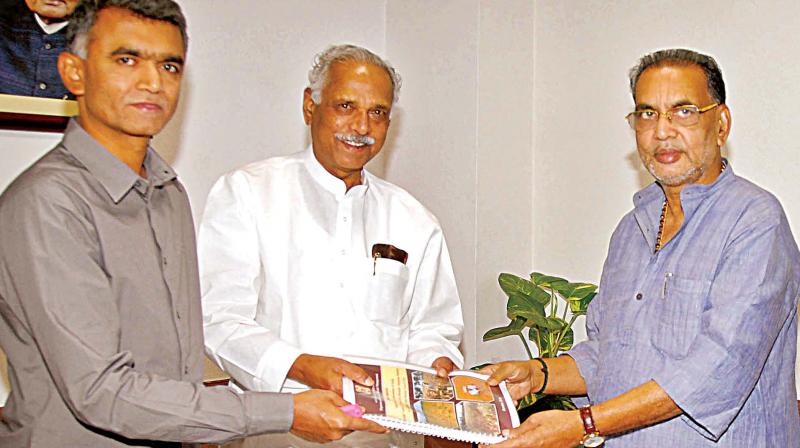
[110,47,185,65]
[635,99,697,111]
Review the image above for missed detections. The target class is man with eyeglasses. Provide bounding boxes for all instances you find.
[483,49,800,447]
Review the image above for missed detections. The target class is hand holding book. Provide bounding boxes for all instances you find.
[341,356,520,445]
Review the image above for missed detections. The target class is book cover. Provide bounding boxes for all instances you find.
[342,356,520,444]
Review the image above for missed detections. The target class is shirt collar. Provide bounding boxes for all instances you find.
[61,119,177,203]
[303,145,369,199]
[633,158,734,210]
[33,14,69,34]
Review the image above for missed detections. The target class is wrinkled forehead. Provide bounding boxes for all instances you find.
[635,63,712,107]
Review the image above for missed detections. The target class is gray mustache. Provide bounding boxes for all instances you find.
[336,134,376,145]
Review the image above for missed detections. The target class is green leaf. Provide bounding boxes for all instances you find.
[558,327,574,351]
[555,282,598,301]
[569,291,597,315]
[545,316,567,331]
[539,395,577,411]
[529,327,552,356]
[506,292,548,327]
[517,393,538,410]
[498,273,537,297]
[530,272,568,289]
[516,394,576,413]
[482,317,527,341]
[499,273,551,306]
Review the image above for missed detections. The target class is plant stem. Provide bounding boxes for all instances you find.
[553,314,580,354]
[534,327,543,357]
[518,332,534,359]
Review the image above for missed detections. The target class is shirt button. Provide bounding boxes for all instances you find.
[342,217,348,222]
[176,310,181,319]
[340,249,346,255]
[184,366,189,374]
[635,292,643,300]
[44,42,52,50]
[38,82,47,90]
[162,257,167,266]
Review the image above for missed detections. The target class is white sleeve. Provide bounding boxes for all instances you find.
[198,173,301,392]
[405,227,465,368]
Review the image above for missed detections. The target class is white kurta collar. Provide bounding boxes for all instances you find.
[303,146,369,200]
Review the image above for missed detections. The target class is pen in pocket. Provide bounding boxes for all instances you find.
[662,272,673,298]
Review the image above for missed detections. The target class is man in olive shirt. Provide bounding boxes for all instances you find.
[0,1,385,446]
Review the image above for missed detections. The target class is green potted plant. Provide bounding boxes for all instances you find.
[482,272,598,414]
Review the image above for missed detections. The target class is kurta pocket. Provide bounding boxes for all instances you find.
[650,275,710,359]
[361,257,410,325]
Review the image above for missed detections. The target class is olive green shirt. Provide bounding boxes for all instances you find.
[0,120,293,447]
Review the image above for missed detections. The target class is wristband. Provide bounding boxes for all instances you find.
[532,357,548,394]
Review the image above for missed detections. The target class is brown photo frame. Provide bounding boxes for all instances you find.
[0,94,76,133]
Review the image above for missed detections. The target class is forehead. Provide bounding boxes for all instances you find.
[635,64,711,106]
[88,7,184,58]
[324,61,393,103]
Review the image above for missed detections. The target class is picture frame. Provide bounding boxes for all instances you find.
[0,93,76,133]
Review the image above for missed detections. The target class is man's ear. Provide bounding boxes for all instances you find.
[302,87,316,125]
[716,104,732,147]
[58,52,85,97]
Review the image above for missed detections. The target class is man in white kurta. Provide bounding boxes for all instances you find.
[200,146,464,391]
[198,46,464,432]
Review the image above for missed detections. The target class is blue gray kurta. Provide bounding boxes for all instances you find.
[569,162,800,446]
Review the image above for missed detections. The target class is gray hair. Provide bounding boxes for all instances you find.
[629,48,726,104]
[67,0,188,58]
[308,44,401,107]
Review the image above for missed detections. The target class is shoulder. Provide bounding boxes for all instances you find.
[0,148,94,235]
[723,176,786,226]
[366,174,443,229]
[214,152,304,190]
[1,147,86,208]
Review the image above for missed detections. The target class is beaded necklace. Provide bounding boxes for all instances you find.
[654,160,726,253]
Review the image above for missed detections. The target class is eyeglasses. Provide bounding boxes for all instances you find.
[625,103,719,131]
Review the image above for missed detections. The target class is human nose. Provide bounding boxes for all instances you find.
[137,62,162,93]
[351,109,370,135]
[653,111,677,139]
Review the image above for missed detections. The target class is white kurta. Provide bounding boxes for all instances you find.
[199,147,464,393]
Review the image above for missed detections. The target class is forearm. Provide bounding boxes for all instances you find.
[540,355,587,396]
[592,380,681,437]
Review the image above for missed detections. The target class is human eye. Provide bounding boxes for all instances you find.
[369,108,388,120]
[116,55,136,66]
[337,102,353,111]
[162,62,181,74]
[638,110,657,120]
[672,106,697,119]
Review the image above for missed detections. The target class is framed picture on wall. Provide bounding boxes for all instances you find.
[0,93,76,132]
[1,0,78,132]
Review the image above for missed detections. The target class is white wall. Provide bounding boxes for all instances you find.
[384,0,535,365]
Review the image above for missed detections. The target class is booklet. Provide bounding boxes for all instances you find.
[342,356,520,445]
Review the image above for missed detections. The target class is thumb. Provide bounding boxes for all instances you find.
[339,362,374,387]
